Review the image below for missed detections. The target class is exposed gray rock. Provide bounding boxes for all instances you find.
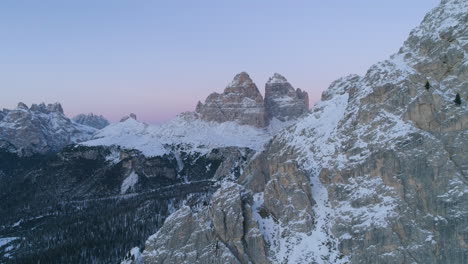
[73,113,110,129]
[17,102,28,110]
[120,113,138,122]
[0,102,96,155]
[196,72,268,128]
[264,73,309,121]
[142,183,269,264]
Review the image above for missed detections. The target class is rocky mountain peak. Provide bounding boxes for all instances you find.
[196,72,310,127]
[17,102,29,110]
[265,73,309,121]
[73,113,110,129]
[29,102,64,114]
[225,72,263,102]
[196,72,267,127]
[120,113,137,122]
[267,73,288,84]
[46,102,64,114]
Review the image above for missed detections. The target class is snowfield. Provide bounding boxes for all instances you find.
[83,112,292,157]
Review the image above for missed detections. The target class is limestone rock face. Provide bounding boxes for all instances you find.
[142,183,269,264]
[73,113,110,129]
[264,73,309,121]
[0,102,95,155]
[196,72,268,128]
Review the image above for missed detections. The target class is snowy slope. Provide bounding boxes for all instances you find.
[83,112,291,157]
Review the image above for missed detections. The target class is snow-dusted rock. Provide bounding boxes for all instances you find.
[0,102,96,155]
[264,73,309,121]
[73,113,109,129]
[196,72,268,128]
[83,112,274,157]
[142,183,269,264]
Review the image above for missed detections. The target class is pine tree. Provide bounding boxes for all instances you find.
[454,93,461,105]
[425,81,431,90]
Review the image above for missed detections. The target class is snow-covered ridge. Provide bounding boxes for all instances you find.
[82,112,290,157]
[0,102,96,154]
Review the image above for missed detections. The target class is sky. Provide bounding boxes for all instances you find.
[0,0,440,123]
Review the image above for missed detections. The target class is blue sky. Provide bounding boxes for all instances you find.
[0,0,440,123]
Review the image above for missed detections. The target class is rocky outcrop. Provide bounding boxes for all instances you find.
[142,183,269,264]
[73,113,110,129]
[196,72,267,128]
[265,73,309,121]
[0,102,95,155]
[120,113,138,122]
[196,72,309,128]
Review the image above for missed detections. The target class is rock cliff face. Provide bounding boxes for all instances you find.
[73,113,110,129]
[265,73,309,121]
[0,102,95,155]
[196,72,309,127]
[196,72,267,128]
[140,0,468,263]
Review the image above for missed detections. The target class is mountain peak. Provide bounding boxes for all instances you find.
[29,102,64,114]
[196,72,267,127]
[17,102,29,110]
[265,74,309,121]
[73,113,110,129]
[267,73,288,84]
[120,113,137,122]
[228,71,254,88]
[47,102,64,114]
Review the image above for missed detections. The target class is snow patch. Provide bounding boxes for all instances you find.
[121,171,139,194]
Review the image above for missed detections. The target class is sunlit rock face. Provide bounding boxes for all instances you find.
[196,72,268,128]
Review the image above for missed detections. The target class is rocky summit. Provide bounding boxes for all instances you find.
[265,73,309,122]
[73,113,110,129]
[196,72,310,127]
[196,72,268,128]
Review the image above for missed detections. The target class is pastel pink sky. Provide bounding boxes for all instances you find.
[0,0,439,123]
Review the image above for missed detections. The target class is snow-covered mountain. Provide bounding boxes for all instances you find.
[84,112,275,157]
[0,73,308,263]
[0,102,96,155]
[138,0,468,263]
[1,0,466,263]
